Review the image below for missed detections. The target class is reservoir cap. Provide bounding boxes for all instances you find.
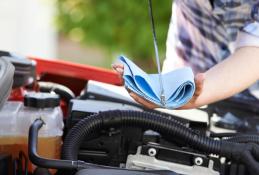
[24,92,60,108]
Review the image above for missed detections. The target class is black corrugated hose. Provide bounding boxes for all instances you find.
[62,110,259,174]
[226,135,259,144]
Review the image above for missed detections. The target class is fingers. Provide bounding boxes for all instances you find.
[129,92,158,109]
[112,63,124,76]
[112,63,124,69]
[112,63,124,84]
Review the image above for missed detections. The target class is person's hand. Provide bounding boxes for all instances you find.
[112,63,124,79]
[112,63,159,109]
[179,73,205,109]
[112,63,204,109]
[128,73,205,109]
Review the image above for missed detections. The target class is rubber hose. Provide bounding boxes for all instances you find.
[62,110,225,160]
[226,135,259,144]
[38,82,75,103]
[62,110,259,174]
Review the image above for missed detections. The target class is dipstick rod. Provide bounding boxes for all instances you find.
[148,0,166,106]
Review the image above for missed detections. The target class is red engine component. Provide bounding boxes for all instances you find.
[8,57,123,116]
[31,57,123,96]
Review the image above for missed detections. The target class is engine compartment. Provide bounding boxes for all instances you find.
[1,51,259,175]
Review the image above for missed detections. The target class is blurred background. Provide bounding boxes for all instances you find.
[0,0,172,71]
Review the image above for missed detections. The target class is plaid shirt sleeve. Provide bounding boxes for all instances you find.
[235,3,259,49]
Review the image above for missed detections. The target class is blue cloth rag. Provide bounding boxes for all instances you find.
[119,55,195,109]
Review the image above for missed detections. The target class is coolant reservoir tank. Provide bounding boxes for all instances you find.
[18,92,64,137]
[0,92,64,173]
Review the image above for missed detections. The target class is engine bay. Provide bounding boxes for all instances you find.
[1,51,259,175]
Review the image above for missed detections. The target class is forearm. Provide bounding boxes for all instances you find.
[194,47,259,107]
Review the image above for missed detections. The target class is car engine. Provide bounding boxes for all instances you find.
[1,51,259,175]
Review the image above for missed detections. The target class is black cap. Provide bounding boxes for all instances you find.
[24,92,60,108]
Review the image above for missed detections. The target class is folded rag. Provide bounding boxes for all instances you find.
[119,55,195,109]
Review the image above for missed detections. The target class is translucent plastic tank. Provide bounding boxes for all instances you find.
[0,92,63,173]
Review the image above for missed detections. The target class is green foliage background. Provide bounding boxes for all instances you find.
[56,0,172,70]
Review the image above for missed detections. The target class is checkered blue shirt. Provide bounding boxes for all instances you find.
[163,0,259,73]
